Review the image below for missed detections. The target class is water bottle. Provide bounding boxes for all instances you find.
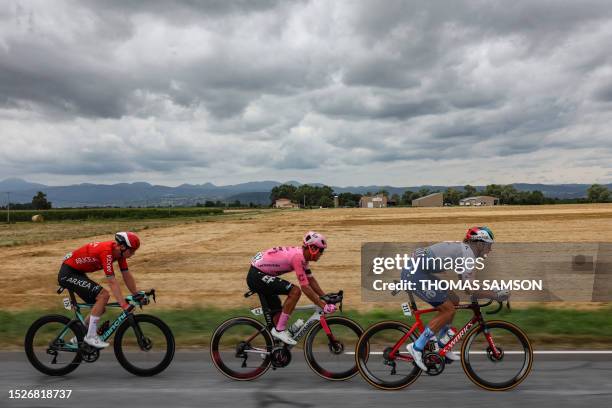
[425,336,440,353]
[439,327,457,346]
[288,319,304,336]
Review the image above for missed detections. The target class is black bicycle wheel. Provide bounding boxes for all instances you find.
[304,316,363,380]
[355,321,422,390]
[113,314,175,376]
[210,317,273,381]
[461,320,533,391]
[24,314,84,376]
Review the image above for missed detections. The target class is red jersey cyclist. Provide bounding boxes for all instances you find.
[247,231,336,345]
[58,232,145,348]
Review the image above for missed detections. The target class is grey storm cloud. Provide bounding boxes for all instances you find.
[1,0,612,185]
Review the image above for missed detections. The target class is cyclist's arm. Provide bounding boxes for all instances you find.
[307,275,325,297]
[106,276,129,308]
[467,289,497,299]
[300,284,326,308]
[121,270,138,295]
[461,271,497,299]
[292,257,326,308]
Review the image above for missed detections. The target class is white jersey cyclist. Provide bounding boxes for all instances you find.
[402,226,503,370]
[409,241,479,281]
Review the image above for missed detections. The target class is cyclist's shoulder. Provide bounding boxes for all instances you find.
[87,240,115,254]
[428,241,472,256]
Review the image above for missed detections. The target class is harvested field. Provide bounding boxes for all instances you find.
[1,204,611,311]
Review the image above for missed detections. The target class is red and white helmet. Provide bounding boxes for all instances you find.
[115,231,141,250]
[464,226,494,243]
[303,231,327,249]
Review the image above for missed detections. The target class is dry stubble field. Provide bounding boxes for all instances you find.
[1,204,611,312]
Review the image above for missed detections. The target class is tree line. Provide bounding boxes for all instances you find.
[269,183,611,207]
[1,191,52,210]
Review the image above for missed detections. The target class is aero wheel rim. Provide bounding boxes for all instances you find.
[357,322,421,389]
[31,321,80,370]
[463,323,532,390]
[306,318,361,380]
[212,319,271,380]
[118,320,171,371]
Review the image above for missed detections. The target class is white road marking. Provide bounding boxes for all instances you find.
[345,350,612,355]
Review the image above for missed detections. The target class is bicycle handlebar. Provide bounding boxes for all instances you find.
[126,289,156,309]
[485,300,511,315]
[320,290,344,312]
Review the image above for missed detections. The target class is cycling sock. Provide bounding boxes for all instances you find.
[87,315,100,338]
[414,326,434,351]
[276,312,290,331]
[437,324,450,346]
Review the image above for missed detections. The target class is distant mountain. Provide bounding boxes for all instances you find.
[0,178,47,192]
[1,178,609,207]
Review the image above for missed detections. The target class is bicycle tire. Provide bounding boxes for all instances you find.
[113,314,176,377]
[355,320,421,390]
[461,320,533,391]
[303,316,363,380]
[24,314,84,376]
[210,316,273,381]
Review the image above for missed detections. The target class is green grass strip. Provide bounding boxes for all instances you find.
[3,306,611,348]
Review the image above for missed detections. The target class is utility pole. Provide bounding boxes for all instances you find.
[4,192,10,224]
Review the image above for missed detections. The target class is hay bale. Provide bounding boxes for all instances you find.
[31,214,45,223]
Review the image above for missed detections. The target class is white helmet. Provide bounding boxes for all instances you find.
[303,231,327,249]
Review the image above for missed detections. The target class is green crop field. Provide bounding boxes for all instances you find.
[5,207,223,222]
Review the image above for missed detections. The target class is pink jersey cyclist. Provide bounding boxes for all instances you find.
[251,246,311,286]
[246,231,332,346]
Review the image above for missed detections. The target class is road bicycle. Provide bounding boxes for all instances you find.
[211,290,363,381]
[25,286,175,377]
[355,293,533,391]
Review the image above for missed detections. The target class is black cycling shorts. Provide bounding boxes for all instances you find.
[246,266,294,313]
[58,264,103,304]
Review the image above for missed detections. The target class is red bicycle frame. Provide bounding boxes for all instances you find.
[388,301,502,362]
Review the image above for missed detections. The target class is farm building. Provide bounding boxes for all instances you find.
[359,194,388,208]
[274,198,298,208]
[459,196,499,206]
[412,192,443,207]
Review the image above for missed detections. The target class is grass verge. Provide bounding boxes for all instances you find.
[2,306,611,349]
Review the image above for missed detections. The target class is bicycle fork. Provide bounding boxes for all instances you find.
[127,314,151,351]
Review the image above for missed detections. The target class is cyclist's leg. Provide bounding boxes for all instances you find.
[58,264,105,340]
[247,266,296,329]
[434,291,459,342]
[402,267,450,352]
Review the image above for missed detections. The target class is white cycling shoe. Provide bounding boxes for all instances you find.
[444,350,461,361]
[271,328,297,346]
[84,335,109,348]
[406,342,428,371]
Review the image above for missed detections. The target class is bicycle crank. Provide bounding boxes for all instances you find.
[423,352,445,376]
[79,345,100,363]
[270,346,292,368]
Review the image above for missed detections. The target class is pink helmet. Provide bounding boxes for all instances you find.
[303,231,327,249]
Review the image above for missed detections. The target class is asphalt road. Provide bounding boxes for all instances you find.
[2,352,611,408]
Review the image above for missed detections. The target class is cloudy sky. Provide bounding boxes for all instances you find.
[1,0,611,187]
